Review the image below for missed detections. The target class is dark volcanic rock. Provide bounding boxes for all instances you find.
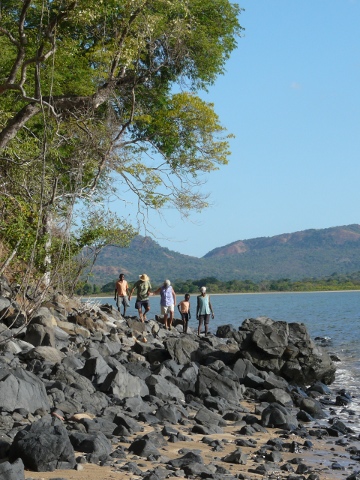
[8,415,76,471]
[101,364,149,399]
[261,402,298,431]
[234,317,336,386]
[69,431,112,463]
[0,458,25,480]
[128,438,161,458]
[196,365,242,403]
[0,367,50,413]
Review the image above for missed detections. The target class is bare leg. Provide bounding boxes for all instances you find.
[164,313,169,329]
[143,305,150,322]
[169,311,174,328]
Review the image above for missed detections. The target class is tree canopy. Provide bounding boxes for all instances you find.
[0,0,242,292]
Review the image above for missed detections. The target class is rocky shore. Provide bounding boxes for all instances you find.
[0,276,360,480]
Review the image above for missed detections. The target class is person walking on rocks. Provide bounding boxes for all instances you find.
[114,273,130,316]
[196,286,214,336]
[154,279,176,330]
[129,274,152,322]
[178,293,191,333]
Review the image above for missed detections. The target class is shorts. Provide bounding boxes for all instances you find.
[198,314,210,326]
[181,313,189,323]
[161,305,174,315]
[135,300,150,311]
[116,296,130,308]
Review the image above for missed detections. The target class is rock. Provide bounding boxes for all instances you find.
[156,404,182,424]
[169,451,204,468]
[196,365,242,403]
[235,318,336,386]
[261,403,298,431]
[23,323,56,348]
[0,367,50,413]
[299,398,327,419]
[101,364,149,399]
[77,356,113,386]
[128,438,161,458]
[31,307,57,327]
[165,336,199,364]
[0,296,11,313]
[113,412,143,434]
[0,458,25,480]
[258,388,293,406]
[195,406,227,429]
[21,346,64,363]
[232,357,261,379]
[69,431,112,464]
[222,448,248,464]
[145,375,185,403]
[122,396,154,415]
[56,320,91,338]
[8,415,76,471]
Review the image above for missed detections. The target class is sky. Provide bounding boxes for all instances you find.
[109,0,360,258]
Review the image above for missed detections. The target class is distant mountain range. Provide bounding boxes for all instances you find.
[91,224,360,285]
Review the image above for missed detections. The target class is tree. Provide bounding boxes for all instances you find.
[0,0,242,291]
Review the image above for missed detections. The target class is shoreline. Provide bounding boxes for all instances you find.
[82,289,360,299]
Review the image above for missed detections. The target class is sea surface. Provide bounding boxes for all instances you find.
[92,291,360,423]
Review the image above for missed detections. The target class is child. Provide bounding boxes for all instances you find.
[178,293,191,333]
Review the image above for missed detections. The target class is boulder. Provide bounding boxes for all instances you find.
[146,375,185,403]
[8,415,76,471]
[165,336,200,364]
[0,367,50,413]
[101,364,149,399]
[23,323,56,348]
[69,431,112,463]
[261,402,298,431]
[128,438,161,458]
[222,448,248,465]
[21,346,64,364]
[77,356,113,386]
[196,365,242,403]
[234,318,336,386]
[0,296,11,314]
[0,458,25,480]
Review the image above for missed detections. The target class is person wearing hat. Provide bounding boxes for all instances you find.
[196,286,214,336]
[153,279,176,330]
[129,274,152,322]
[114,273,130,316]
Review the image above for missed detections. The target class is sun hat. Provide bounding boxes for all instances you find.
[139,274,149,281]
[200,286,206,293]
[164,279,171,287]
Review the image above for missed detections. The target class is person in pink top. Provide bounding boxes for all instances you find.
[114,273,130,316]
[178,293,191,333]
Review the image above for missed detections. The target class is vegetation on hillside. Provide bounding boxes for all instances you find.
[90,226,360,286]
[0,1,241,298]
[77,272,360,295]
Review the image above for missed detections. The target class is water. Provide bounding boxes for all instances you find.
[93,290,360,421]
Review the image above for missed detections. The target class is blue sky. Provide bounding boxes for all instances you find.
[111,0,360,257]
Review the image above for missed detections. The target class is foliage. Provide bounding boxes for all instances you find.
[90,271,360,296]
[89,226,360,285]
[0,0,242,292]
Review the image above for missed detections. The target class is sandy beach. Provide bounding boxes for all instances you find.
[25,402,360,480]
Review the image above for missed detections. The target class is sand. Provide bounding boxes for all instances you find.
[24,402,360,480]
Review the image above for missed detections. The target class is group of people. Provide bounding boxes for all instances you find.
[114,273,215,335]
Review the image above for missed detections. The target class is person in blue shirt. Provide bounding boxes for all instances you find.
[196,286,214,336]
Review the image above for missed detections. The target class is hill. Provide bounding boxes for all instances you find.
[91,224,360,285]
